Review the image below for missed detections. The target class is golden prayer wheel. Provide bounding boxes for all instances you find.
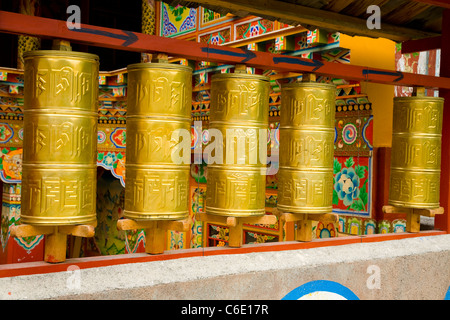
[277,81,335,214]
[124,63,192,220]
[389,95,444,208]
[205,73,269,217]
[21,50,99,225]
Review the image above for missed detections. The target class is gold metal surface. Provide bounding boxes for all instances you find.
[205,73,270,217]
[21,50,99,225]
[23,50,99,111]
[277,82,336,214]
[389,96,444,208]
[124,63,192,220]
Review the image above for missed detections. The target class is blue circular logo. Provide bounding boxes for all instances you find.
[282,280,359,300]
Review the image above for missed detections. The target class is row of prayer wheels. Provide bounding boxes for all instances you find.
[19,50,444,236]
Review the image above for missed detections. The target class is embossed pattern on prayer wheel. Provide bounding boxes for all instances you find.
[21,50,99,225]
[205,73,269,217]
[389,96,444,209]
[124,63,192,220]
[277,82,335,214]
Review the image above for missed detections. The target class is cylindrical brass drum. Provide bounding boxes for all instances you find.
[21,50,99,225]
[389,95,444,208]
[205,73,269,217]
[277,82,335,214]
[124,63,192,220]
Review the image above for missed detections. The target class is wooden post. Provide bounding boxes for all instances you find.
[234,64,247,73]
[406,211,421,233]
[145,221,166,254]
[10,223,96,263]
[44,228,67,263]
[51,39,72,51]
[228,220,243,248]
[151,53,168,63]
[271,209,339,242]
[383,205,444,233]
[117,219,189,254]
[296,216,312,242]
[437,8,450,234]
[196,213,278,248]
[302,73,316,82]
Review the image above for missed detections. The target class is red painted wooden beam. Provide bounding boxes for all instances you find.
[437,9,450,234]
[1,11,450,89]
[401,36,442,54]
[0,231,445,278]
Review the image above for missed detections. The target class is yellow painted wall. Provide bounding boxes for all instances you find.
[340,34,396,147]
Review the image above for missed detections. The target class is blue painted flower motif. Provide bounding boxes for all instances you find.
[334,167,360,206]
[103,152,117,166]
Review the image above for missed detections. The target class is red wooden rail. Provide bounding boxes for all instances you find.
[1,10,450,89]
[0,230,445,278]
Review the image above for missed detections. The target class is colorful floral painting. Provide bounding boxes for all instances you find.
[235,18,274,40]
[199,28,231,45]
[363,219,377,235]
[191,162,207,183]
[208,224,229,246]
[98,75,107,85]
[110,127,126,148]
[313,221,337,239]
[1,191,21,250]
[160,2,197,37]
[200,7,231,29]
[378,220,391,234]
[97,130,106,144]
[189,186,204,248]
[95,171,127,255]
[1,183,43,254]
[0,147,22,183]
[307,29,328,45]
[0,123,13,144]
[265,193,277,207]
[392,219,406,233]
[347,217,362,235]
[191,187,205,214]
[333,156,371,216]
[125,228,145,253]
[190,221,203,248]
[335,111,373,157]
[97,151,126,187]
[168,230,186,250]
[335,166,361,207]
[245,231,278,244]
[338,216,407,235]
[191,125,199,149]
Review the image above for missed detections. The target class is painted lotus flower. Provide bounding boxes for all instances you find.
[334,167,360,206]
[103,152,117,166]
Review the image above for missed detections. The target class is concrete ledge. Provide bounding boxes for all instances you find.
[1,234,449,300]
